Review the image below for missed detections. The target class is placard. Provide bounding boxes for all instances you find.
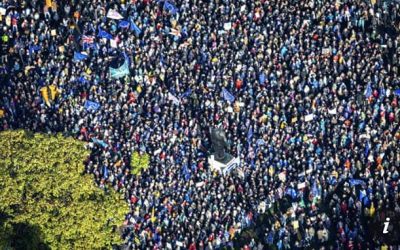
[298,182,306,189]
[305,114,314,122]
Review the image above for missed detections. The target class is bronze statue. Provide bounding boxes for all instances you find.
[210,127,233,163]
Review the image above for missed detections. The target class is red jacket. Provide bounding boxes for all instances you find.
[189,243,196,250]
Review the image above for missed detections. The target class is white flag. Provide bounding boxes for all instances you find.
[278,172,286,182]
[107,9,124,20]
[168,93,180,106]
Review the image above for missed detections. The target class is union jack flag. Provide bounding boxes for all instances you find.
[82,35,94,44]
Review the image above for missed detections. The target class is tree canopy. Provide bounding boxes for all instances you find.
[0,130,129,249]
[130,151,150,176]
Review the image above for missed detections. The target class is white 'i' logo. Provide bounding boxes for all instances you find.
[383,217,390,234]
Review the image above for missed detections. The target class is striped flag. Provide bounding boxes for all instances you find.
[169,28,181,38]
[82,35,94,44]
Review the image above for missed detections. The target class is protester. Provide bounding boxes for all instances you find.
[1,0,400,249]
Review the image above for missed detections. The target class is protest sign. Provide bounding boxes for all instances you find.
[328,108,337,115]
[305,114,314,122]
[292,220,299,230]
[196,181,205,188]
[110,39,117,48]
[298,182,306,189]
[224,22,232,30]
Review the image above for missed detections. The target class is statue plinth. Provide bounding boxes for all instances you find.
[208,154,240,175]
[214,152,234,164]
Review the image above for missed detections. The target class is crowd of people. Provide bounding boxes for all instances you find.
[1,0,400,249]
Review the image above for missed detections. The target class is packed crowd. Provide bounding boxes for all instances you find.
[1,0,400,249]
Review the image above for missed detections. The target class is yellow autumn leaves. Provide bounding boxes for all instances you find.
[130,151,150,176]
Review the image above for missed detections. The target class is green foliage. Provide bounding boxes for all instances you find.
[0,221,50,250]
[130,151,150,175]
[0,130,129,250]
